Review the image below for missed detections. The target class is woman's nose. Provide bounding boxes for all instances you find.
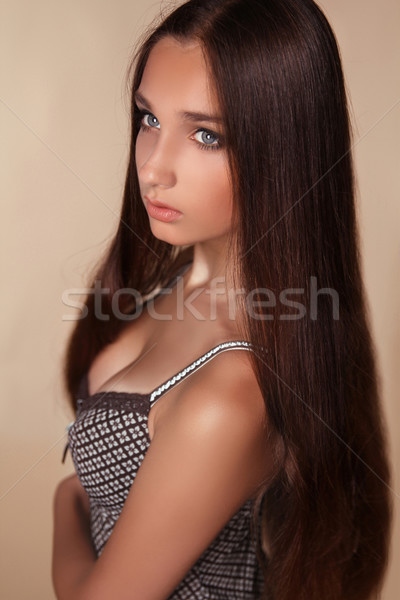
[136,134,177,189]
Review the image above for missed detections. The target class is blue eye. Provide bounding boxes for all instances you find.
[135,105,222,152]
[194,129,220,150]
[142,112,160,129]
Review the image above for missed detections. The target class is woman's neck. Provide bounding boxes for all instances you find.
[184,237,232,291]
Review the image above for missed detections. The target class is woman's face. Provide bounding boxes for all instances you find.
[135,37,233,247]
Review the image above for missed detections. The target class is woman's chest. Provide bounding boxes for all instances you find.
[69,395,152,509]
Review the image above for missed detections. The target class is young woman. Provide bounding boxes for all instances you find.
[52,1,392,599]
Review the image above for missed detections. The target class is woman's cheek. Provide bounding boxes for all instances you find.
[135,133,152,170]
[202,161,233,222]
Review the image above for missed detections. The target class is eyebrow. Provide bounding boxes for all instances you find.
[134,90,223,125]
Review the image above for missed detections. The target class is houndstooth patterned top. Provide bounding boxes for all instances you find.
[66,340,265,599]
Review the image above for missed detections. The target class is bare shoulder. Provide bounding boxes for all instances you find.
[171,345,268,434]
[156,346,271,498]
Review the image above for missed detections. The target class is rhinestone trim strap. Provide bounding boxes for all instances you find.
[149,341,254,405]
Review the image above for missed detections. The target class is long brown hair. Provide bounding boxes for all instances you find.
[65,1,392,598]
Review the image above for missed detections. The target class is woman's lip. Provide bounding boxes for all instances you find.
[145,197,183,223]
[145,195,176,210]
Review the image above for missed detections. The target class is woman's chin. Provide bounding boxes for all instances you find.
[149,224,187,246]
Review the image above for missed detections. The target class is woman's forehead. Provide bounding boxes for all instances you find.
[138,37,220,117]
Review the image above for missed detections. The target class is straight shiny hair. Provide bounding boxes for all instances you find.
[65,1,392,598]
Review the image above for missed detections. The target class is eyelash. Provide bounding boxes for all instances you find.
[134,107,222,152]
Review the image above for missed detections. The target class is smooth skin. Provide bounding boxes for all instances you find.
[52,37,272,600]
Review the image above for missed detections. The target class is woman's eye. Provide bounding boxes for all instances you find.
[136,107,221,151]
[193,130,220,149]
[142,112,160,129]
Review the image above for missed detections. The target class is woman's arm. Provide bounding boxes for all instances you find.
[52,352,270,600]
[52,473,96,597]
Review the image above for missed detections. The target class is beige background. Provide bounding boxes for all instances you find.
[1,1,399,598]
